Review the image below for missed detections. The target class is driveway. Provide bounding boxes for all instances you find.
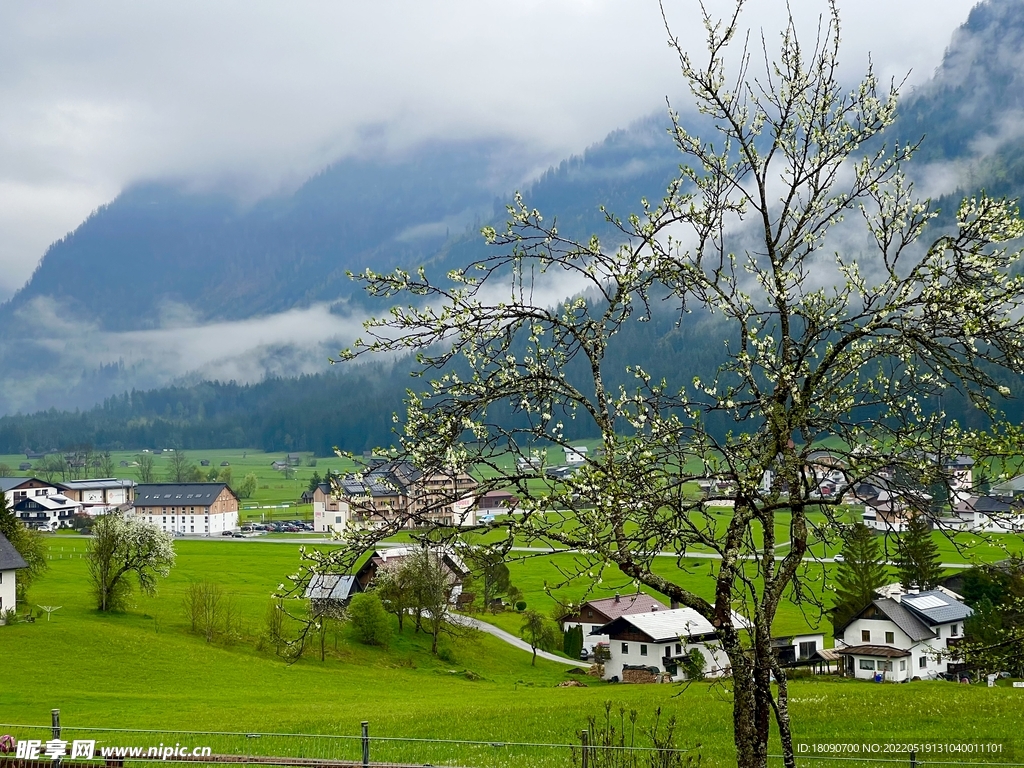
[453,614,586,667]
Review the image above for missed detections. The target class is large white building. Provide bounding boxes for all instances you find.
[133,483,239,535]
[833,590,973,681]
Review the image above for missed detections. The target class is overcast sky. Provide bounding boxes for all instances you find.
[0,0,977,301]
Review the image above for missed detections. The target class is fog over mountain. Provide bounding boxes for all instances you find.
[1,0,1022,422]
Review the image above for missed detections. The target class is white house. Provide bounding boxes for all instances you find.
[939,495,1024,533]
[14,493,84,530]
[595,607,749,682]
[833,590,973,681]
[1,477,61,507]
[565,447,589,465]
[559,593,668,652]
[0,532,28,619]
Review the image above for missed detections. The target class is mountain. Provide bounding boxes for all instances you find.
[4,0,1024,424]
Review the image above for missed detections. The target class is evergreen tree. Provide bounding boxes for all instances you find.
[831,524,889,630]
[896,513,944,591]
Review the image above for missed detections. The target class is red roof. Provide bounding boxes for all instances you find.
[563,593,668,623]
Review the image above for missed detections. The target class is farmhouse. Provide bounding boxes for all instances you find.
[833,590,973,681]
[564,446,589,465]
[0,532,28,618]
[13,493,83,530]
[596,607,748,682]
[55,478,135,515]
[354,546,469,603]
[133,483,239,535]
[559,593,668,652]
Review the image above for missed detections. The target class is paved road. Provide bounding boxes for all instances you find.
[55,534,974,568]
[452,614,586,667]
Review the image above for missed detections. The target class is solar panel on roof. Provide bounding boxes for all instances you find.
[904,595,945,609]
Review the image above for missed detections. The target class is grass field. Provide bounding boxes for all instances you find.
[2,538,1023,767]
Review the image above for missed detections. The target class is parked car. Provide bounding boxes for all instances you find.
[579,648,590,661]
[221,530,235,537]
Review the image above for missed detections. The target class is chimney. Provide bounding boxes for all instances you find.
[614,593,620,603]
[670,599,680,610]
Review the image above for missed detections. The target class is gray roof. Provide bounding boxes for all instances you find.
[899,590,973,626]
[992,474,1024,495]
[0,477,46,492]
[597,607,750,642]
[0,533,28,571]
[57,478,135,490]
[871,598,936,641]
[305,574,358,602]
[340,461,422,498]
[135,483,233,504]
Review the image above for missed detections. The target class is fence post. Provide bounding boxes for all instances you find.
[361,721,369,768]
[909,750,917,768]
[580,729,589,768]
[51,709,61,766]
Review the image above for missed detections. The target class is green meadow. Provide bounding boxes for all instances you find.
[1,538,1022,766]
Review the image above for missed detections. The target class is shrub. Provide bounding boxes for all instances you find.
[515,600,527,612]
[347,593,392,646]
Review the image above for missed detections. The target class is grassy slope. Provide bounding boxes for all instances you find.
[2,540,1022,767]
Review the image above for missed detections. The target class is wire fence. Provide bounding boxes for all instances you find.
[0,714,1018,768]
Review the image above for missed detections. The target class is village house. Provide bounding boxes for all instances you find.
[14,493,83,530]
[559,593,668,653]
[354,546,469,603]
[55,478,135,515]
[132,483,239,535]
[0,532,28,619]
[564,446,589,465]
[1,477,61,507]
[833,589,973,681]
[596,607,749,682]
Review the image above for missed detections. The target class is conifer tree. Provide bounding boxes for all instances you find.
[831,524,889,629]
[896,513,944,591]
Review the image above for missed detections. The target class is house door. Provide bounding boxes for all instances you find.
[846,656,855,676]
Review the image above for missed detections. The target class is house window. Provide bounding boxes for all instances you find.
[919,656,927,669]
[621,643,629,654]
[861,630,870,642]
[951,624,958,637]
[675,643,682,655]
[879,661,893,672]
[799,641,816,659]
[859,659,875,670]
[587,610,593,619]
[885,631,894,644]
[900,660,906,671]
[640,645,648,657]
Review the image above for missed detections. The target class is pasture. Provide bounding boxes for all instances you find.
[1,538,1022,767]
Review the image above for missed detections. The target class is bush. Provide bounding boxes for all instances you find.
[347,593,392,646]
[515,600,527,612]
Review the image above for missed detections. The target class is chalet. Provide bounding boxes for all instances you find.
[1,477,60,507]
[132,483,239,535]
[559,593,668,652]
[55,478,135,515]
[14,493,83,530]
[596,607,749,682]
[0,532,28,619]
[355,546,469,603]
[941,495,1024,533]
[833,590,973,681]
[854,476,928,533]
[305,573,361,612]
